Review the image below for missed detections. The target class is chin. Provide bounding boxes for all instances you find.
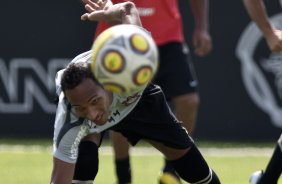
[95,120,107,126]
[94,121,106,126]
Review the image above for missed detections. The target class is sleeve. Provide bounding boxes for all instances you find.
[278,134,282,151]
[52,92,89,163]
[55,69,65,96]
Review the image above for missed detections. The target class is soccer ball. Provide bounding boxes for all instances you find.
[90,24,159,94]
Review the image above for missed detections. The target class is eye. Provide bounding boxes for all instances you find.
[90,98,99,105]
[73,107,87,115]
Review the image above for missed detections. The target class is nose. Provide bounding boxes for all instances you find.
[86,107,99,122]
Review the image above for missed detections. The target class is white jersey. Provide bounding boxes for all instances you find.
[53,51,143,163]
[278,134,282,151]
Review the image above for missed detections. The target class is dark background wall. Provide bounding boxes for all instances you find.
[0,0,281,141]
[0,0,96,138]
[179,0,282,141]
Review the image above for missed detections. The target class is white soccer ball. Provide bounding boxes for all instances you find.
[91,24,159,94]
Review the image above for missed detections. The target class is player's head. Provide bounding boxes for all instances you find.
[61,62,99,92]
[61,62,112,125]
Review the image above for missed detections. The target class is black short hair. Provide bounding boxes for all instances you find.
[61,62,100,92]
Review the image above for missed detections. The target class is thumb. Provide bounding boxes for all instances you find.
[81,11,106,21]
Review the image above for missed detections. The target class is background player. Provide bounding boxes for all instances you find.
[243,0,282,52]
[243,0,282,183]
[50,1,221,184]
[93,0,212,183]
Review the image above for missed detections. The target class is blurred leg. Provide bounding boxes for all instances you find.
[111,131,131,184]
[259,135,282,183]
[172,92,199,134]
[148,140,220,184]
[72,134,101,184]
[73,141,99,184]
[160,92,199,183]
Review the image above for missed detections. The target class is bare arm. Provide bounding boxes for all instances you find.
[243,0,274,36]
[81,0,142,27]
[50,158,75,184]
[243,0,282,52]
[189,0,212,56]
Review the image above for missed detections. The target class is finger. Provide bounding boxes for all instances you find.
[81,13,89,21]
[97,0,105,5]
[203,41,212,55]
[277,41,282,52]
[272,45,282,52]
[193,44,201,56]
[82,0,97,7]
[192,36,199,49]
[86,10,106,21]
[85,4,95,13]
[270,39,282,52]
[87,0,101,3]
[202,39,212,53]
[89,2,101,9]
[194,42,211,56]
[192,38,205,56]
[83,0,100,9]
[194,49,205,57]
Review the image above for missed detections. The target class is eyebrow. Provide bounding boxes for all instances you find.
[71,94,98,107]
[88,94,98,102]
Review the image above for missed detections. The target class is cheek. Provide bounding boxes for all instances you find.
[97,101,106,111]
[103,99,111,111]
[104,95,111,109]
[72,109,87,118]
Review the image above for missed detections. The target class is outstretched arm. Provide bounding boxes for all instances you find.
[189,0,212,57]
[51,158,75,184]
[243,0,282,52]
[81,0,142,27]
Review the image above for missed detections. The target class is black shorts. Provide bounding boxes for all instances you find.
[153,42,198,100]
[111,84,194,149]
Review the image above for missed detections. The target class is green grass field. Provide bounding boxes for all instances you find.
[0,140,281,184]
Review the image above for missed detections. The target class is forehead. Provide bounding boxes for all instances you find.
[65,78,103,105]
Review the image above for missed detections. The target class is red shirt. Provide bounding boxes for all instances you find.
[95,0,184,45]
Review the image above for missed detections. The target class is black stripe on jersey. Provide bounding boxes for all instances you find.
[56,102,84,148]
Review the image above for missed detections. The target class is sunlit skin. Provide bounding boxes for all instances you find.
[64,78,113,125]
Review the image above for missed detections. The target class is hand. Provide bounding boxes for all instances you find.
[265,28,282,52]
[81,0,113,20]
[81,0,113,13]
[81,0,141,26]
[192,29,213,57]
